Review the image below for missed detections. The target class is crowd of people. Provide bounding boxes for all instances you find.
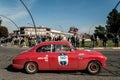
[0,34,66,47]
[88,34,120,48]
[68,33,120,48]
[0,33,120,48]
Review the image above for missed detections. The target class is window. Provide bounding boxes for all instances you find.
[53,44,71,52]
[62,45,71,52]
[36,44,71,53]
[36,45,51,52]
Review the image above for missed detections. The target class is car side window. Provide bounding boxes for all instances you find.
[36,45,51,52]
[61,45,71,52]
[53,44,71,52]
[54,44,62,52]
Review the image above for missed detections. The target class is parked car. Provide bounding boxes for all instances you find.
[12,41,107,75]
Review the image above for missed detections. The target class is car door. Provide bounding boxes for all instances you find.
[49,44,78,70]
[35,45,50,70]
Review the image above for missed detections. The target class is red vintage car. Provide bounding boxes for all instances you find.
[12,41,107,75]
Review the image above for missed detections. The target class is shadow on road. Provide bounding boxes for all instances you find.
[5,64,21,73]
[5,65,120,77]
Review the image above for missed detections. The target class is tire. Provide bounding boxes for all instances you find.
[25,62,38,74]
[87,61,101,75]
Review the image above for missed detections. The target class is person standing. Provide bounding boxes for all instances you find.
[114,35,119,47]
[96,36,100,47]
[103,35,108,47]
[71,33,79,48]
[28,36,32,47]
[81,35,85,47]
[90,35,95,48]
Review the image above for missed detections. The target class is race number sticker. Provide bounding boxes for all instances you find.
[58,53,68,66]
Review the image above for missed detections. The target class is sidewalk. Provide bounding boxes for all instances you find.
[1,43,29,49]
[1,43,120,50]
[78,47,120,50]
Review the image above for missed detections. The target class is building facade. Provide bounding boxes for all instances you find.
[18,26,73,41]
[20,26,51,36]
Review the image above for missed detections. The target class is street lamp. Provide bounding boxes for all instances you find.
[27,23,34,27]
[0,15,19,30]
[113,0,120,9]
[88,25,94,35]
[59,25,63,32]
[19,0,37,37]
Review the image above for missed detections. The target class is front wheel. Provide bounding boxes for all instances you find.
[87,61,101,75]
[25,62,38,74]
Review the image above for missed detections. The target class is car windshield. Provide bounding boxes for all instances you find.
[53,44,71,52]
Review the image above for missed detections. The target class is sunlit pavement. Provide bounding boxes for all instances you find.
[0,44,120,80]
[0,43,29,49]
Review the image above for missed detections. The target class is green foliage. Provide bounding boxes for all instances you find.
[80,40,119,47]
[106,9,120,34]
[0,26,8,38]
[94,25,106,39]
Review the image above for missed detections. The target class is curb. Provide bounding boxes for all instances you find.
[78,47,120,50]
[1,44,120,50]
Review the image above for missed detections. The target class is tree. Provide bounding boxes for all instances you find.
[94,25,106,39]
[0,19,2,26]
[106,9,120,34]
[0,26,9,38]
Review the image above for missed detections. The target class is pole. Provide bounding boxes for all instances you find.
[88,25,94,35]
[19,0,37,37]
[59,25,63,32]
[0,15,19,30]
[114,0,120,9]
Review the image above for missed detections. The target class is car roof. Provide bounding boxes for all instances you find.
[30,41,72,51]
[31,41,70,50]
[38,41,71,45]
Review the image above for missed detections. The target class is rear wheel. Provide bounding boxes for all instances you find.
[25,62,38,74]
[87,61,101,75]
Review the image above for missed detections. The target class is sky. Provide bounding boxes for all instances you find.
[0,0,120,33]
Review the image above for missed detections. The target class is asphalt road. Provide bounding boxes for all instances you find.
[0,46,120,80]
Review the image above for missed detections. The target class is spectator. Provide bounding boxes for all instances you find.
[71,33,79,48]
[90,35,95,48]
[42,35,46,42]
[81,35,85,47]
[112,34,115,43]
[96,36,100,47]
[67,36,71,42]
[20,37,24,47]
[114,35,119,47]
[103,35,108,47]
[58,35,63,41]
[28,36,32,47]
[37,35,42,43]
[53,35,58,41]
